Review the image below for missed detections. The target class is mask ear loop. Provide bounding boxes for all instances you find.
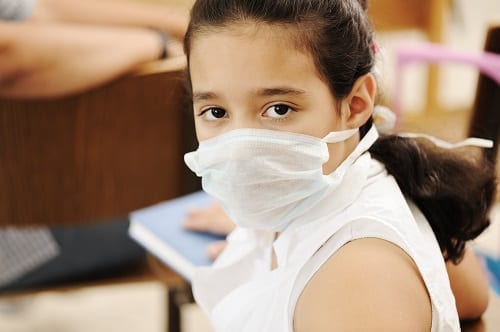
[372,105,493,149]
[321,128,359,143]
[398,133,493,149]
[320,128,358,180]
[322,125,379,182]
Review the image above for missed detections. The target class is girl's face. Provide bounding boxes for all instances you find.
[189,23,358,173]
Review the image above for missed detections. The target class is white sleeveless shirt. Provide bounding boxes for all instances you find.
[192,135,460,332]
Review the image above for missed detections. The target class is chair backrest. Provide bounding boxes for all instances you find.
[0,57,199,226]
[468,24,500,163]
[391,40,500,128]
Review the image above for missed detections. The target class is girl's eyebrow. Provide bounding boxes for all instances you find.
[192,87,306,103]
[255,87,306,97]
[193,91,218,102]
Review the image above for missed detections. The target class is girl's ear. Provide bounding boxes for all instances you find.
[343,73,376,128]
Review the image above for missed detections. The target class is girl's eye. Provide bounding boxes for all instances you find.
[200,107,227,121]
[263,104,293,119]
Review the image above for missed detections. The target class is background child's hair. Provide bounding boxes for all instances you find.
[184,0,496,263]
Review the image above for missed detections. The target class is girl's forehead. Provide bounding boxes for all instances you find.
[190,25,315,77]
[189,21,319,76]
[188,21,329,98]
[191,21,304,52]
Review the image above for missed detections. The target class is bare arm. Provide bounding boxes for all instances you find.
[446,246,490,320]
[295,238,431,331]
[29,0,189,40]
[0,22,176,98]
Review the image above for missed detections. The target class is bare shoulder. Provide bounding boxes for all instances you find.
[294,238,431,332]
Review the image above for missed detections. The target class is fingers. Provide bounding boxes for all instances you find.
[182,202,235,236]
[182,206,212,231]
[166,39,184,57]
[206,240,228,261]
[182,202,232,261]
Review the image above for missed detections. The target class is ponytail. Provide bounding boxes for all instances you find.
[365,119,497,263]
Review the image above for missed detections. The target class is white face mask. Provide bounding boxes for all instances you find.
[184,127,364,232]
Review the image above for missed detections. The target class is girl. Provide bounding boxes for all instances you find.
[182,0,496,330]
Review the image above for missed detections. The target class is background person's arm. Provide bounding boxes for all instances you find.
[446,246,490,320]
[29,0,189,40]
[0,22,176,99]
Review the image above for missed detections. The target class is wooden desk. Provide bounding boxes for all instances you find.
[148,255,192,332]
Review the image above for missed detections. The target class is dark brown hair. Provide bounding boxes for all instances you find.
[184,0,496,263]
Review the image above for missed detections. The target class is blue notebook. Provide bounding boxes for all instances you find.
[476,252,500,296]
[472,215,500,295]
[128,191,225,282]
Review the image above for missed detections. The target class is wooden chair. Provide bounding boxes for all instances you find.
[0,57,198,225]
[0,56,198,332]
[392,23,500,165]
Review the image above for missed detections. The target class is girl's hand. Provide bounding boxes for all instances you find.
[206,240,228,261]
[182,202,235,260]
[183,202,235,235]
